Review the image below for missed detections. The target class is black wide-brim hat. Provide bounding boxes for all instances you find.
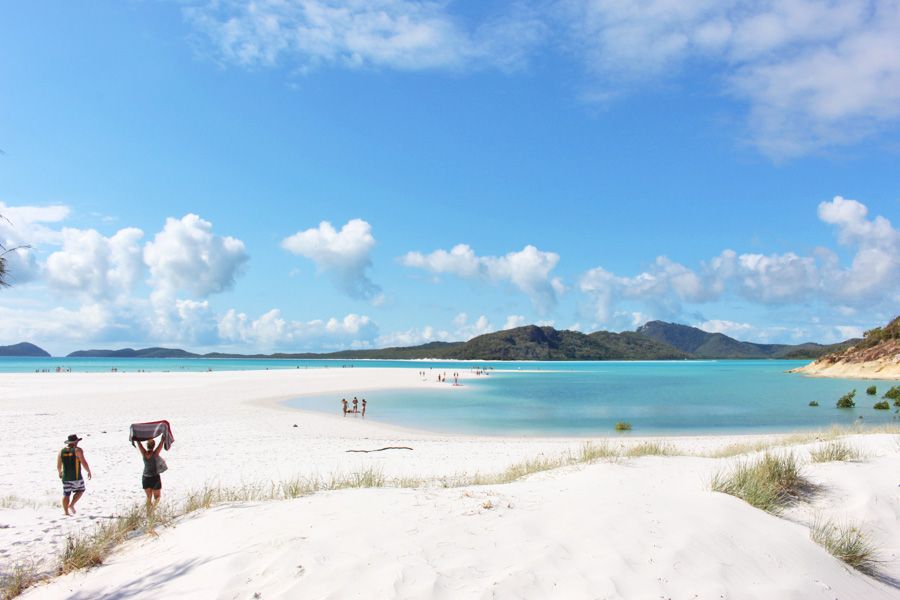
[65,434,83,443]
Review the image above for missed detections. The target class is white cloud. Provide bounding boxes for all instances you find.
[696,319,753,336]
[835,325,865,339]
[0,202,70,245]
[218,309,378,350]
[401,243,563,312]
[0,202,71,284]
[562,0,900,157]
[281,218,380,300]
[451,312,492,340]
[45,227,145,299]
[144,214,249,298]
[186,0,543,73]
[579,256,712,322]
[376,312,495,347]
[0,302,141,349]
[376,325,450,347]
[503,314,527,330]
[710,249,821,303]
[580,196,899,326]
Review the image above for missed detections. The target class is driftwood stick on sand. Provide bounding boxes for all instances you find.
[345,446,414,453]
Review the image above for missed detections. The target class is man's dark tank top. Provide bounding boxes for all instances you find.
[60,446,80,481]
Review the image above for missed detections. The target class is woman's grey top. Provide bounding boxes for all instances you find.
[142,454,158,478]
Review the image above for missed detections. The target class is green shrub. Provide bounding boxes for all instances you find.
[873,401,889,410]
[614,422,632,431]
[808,400,819,407]
[865,385,877,395]
[836,390,856,408]
[884,386,900,401]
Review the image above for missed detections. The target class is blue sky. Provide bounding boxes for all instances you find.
[1,0,899,355]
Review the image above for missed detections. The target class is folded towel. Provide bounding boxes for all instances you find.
[129,420,175,450]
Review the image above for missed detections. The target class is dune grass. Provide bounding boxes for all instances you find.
[809,441,864,463]
[468,454,572,485]
[710,452,810,513]
[0,494,52,510]
[578,441,619,463]
[0,561,38,600]
[58,504,152,575]
[702,424,900,459]
[811,519,880,575]
[626,441,675,457]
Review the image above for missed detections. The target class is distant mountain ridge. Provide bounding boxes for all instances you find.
[635,321,852,359]
[67,347,199,359]
[65,321,844,361]
[0,342,51,357]
[437,326,689,360]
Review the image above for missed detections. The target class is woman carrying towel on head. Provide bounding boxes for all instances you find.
[136,438,166,512]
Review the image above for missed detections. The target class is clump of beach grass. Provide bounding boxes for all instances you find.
[578,441,618,463]
[1,560,38,600]
[614,422,632,431]
[710,452,809,513]
[809,441,863,463]
[811,519,881,575]
[626,441,675,457]
[395,476,426,489]
[0,495,50,510]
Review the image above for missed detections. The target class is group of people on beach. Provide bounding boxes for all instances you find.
[56,432,168,516]
[342,396,366,417]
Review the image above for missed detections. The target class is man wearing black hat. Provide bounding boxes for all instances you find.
[57,434,92,516]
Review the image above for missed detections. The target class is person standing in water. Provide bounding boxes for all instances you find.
[57,434,92,516]
[136,438,165,512]
[361,398,367,418]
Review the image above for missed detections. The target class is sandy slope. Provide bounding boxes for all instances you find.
[791,359,900,380]
[2,369,899,599]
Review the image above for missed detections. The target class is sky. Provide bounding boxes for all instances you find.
[1,0,899,356]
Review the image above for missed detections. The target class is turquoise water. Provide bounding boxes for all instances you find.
[4,357,896,435]
[287,361,899,436]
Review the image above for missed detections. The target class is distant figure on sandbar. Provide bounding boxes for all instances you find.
[137,438,166,513]
[342,398,349,416]
[58,434,92,516]
[352,397,359,413]
[361,398,367,418]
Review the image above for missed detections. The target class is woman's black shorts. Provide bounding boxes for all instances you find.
[142,474,162,490]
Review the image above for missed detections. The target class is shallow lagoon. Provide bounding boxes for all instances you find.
[288,360,899,435]
[3,357,895,435]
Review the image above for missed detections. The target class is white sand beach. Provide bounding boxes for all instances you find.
[2,368,899,599]
[791,359,900,380]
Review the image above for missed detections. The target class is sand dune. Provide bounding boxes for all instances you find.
[2,369,899,599]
